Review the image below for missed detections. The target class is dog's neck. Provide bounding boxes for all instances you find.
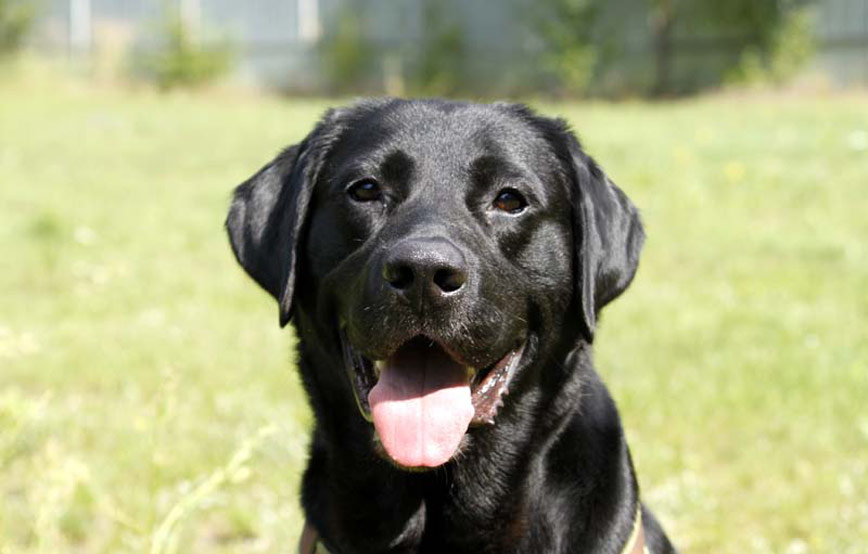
[294,322,641,553]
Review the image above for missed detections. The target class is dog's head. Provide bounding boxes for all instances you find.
[227,100,643,469]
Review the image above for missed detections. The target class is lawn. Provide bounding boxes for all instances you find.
[1,75,866,553]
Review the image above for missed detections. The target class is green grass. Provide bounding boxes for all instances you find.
[1,76,866,553]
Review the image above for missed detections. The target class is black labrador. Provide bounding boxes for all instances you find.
[227,99,676,554]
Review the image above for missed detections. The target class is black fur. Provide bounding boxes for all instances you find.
[227,99,676,554]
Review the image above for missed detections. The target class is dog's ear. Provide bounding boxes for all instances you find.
[226,144,308,327]
[226,110,346,327]
[547,120,645,342]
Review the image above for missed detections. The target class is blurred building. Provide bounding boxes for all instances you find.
[28,0,868,94]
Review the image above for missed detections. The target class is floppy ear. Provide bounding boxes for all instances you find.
[226,143,312,327]
[560,126,645,342]
[496,105,644,341]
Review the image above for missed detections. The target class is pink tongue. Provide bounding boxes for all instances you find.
[368,341,474,468]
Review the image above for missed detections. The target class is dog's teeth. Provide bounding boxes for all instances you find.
[374,360,384,377]
[466,367,476,380]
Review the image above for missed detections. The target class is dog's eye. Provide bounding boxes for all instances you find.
[493,188,527,214]
[347,179,382,202]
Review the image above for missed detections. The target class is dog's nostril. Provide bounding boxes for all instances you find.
[384,264,414,290]
[433,268,466,293]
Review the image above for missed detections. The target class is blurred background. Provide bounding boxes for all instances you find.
[11,0,868,94]
[1,1,866,553]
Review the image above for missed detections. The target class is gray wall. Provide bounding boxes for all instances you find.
[819,0,868,85]
[27,0,868,93]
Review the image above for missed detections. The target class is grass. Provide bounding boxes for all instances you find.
[1,74,866,553]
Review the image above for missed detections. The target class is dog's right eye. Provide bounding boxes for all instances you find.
[493,188,527,214]
[347,179,383,203]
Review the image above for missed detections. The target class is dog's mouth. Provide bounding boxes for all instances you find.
[340,332,525,468]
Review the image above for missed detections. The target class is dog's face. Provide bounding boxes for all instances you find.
[227,100,643,470]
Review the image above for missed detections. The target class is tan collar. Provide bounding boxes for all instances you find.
[624,505,649,554]
[299,505,647,554]
[298,521,328,554]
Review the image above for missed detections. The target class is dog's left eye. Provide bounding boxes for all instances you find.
[493,188,527,214]
[347,179,382,202]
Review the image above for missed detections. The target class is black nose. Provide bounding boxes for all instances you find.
[383,238,468,307]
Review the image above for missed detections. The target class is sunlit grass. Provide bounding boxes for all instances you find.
[1,77,866,553]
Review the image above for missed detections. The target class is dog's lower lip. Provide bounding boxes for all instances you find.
[339,329,375,422]
[468,342,525,425]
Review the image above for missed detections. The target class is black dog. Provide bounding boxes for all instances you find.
[227,99,676,554]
